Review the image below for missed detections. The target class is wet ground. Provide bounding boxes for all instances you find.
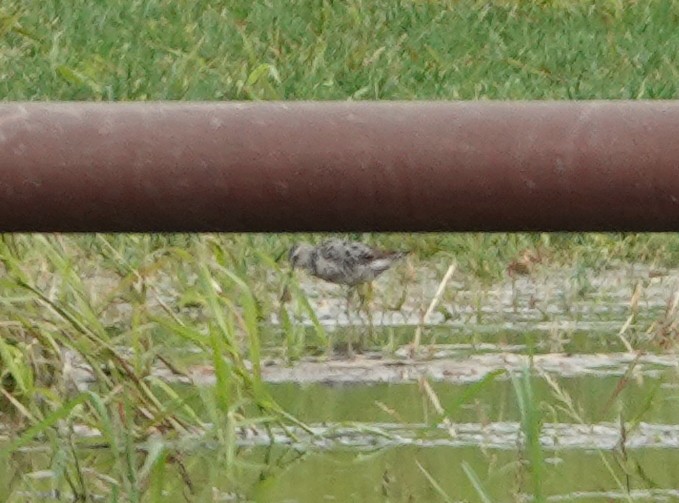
[152,263,679,501]
[9,262,679,501]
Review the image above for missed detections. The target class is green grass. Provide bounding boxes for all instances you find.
[3,0,679,100]
[2,0,679,501]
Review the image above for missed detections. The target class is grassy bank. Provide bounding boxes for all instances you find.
[3,0,679,100]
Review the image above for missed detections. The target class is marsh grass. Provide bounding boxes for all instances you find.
[0,234,312,500]
[512,365,545,503]
[3,0,679,500]
[4,231,668,500]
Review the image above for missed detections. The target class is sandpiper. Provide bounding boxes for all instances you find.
[287,238,407,355]
[288,238,407,287]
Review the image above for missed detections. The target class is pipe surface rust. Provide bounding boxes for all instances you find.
[0,101,678,232]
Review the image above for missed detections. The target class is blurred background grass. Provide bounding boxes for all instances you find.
[3,0,679,101]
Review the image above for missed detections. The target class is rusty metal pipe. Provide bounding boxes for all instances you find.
[1,101,678,232]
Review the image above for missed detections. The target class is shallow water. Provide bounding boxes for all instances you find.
[151,443,679,502]
[8,264,679,502]
[147,341,679,501]
[9,355,679,502]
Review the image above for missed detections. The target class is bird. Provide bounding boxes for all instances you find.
[287,238,407,355]
[288,238,407,287]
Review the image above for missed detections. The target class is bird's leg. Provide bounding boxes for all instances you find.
[357,282,374,342]
[345,287,353,324]
[345,286,356,357]
[357,283,366,309]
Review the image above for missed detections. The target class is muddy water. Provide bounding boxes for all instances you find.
[12,264,679,501]
[163,264,679,501]
[270,374,679,425]
[156,366,679,502]
[160,330,679,502]
[13,338,679,502]
[135,441,679,502]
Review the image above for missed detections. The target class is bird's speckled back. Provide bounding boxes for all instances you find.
[290,239,405,286]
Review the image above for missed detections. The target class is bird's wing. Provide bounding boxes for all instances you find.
[319,239,381,267]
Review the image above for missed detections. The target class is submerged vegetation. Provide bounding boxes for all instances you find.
[2,0,679,501]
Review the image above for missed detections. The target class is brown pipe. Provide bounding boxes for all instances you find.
[0,101,677,232]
